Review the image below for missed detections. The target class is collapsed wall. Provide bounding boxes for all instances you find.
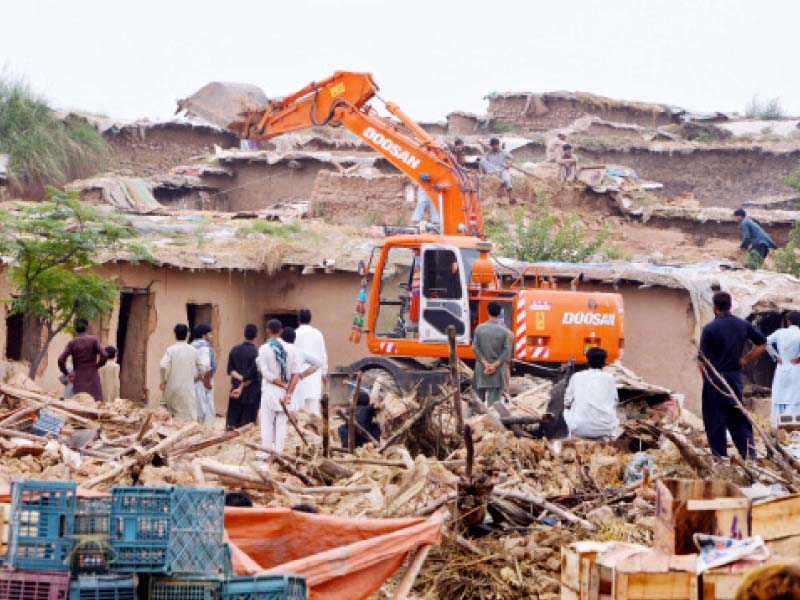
[105,122,239,176]
[486,92,676,131]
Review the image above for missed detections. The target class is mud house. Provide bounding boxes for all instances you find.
[2,205,797,417]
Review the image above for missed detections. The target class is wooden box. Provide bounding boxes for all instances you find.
[614,570,698,600]
[701,559,782,600]
[752,494,800,541]
[0,503,9,558]
[655,479,751,555]
[562,542,608,600]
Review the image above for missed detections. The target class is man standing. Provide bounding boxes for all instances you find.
[191,324,216,426]
[160,323,203,421]
[281,326,324,412]
[58,318,107,403]
[564,347,620,439]
[766,311,800,427]
[256,319,300,455]
[472,301,511,406]
[98,346,120,404]
[699,292,768,461]
[411,187,440,231]
[294,309,328,416]
[479,138,513,201]
[734,209,777,267]
[226,323,261,430]
[452,138,467,166]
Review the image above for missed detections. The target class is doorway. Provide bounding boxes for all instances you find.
[264,312,299,331]
[5,310,23,361]
[116,290,151,403]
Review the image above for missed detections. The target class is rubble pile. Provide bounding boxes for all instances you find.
[0,364,798,600]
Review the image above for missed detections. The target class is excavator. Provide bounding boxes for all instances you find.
[228,71,625,396]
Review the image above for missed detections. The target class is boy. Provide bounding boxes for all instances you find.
[98,346,120,404]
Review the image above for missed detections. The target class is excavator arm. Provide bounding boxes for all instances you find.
[229,71,483,237]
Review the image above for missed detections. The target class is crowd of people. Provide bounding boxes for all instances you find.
[56,292,796,462]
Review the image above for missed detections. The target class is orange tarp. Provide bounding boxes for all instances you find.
[225,508,443,600]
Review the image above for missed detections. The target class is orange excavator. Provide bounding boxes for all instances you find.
[230,71,624,393]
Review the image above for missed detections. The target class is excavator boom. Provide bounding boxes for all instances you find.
[230,71,483,237]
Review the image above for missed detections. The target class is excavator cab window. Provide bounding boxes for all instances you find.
[374,247,416,339]
[419,244,470,344]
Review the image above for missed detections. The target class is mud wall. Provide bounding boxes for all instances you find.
[309,171,411,225]
[0,264,365,415]
[578,147,800,206]
[578,282,701,412]
[106,124,238,176]
[487,95,674,131]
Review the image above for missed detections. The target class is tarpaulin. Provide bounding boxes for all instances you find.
[225,508,443,600]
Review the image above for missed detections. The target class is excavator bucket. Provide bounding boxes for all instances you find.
[176,82,268,130]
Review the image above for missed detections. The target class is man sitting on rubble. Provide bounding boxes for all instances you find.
[479,138,514,201]
[338,391,381,448]
[563,347,620,439]
[558,144,578,183]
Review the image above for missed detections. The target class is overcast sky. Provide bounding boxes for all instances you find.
[2,0,798,122]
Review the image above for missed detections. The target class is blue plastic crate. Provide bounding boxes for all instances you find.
[69,575,135,600]
[7,480,76,570]
[75,497,111,536]
[70,538,113,575]
[222,575,306,600]
[31,412,65,437]
[109,487,171,573]
[167,487,225,577]
[150,578,221,600]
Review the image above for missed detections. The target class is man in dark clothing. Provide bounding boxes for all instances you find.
[734,209,777,265]
[338,391,381,448]
[699,292,767,461]
[226,323,261,430]
[58,318,107,402]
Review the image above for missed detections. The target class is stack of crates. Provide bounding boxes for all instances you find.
[1,480,75,600]
[222,575,307,600]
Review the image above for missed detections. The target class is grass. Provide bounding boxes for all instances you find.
[236,219,303,239]
[0,73,107,195]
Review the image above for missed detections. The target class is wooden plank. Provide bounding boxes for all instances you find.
[702,573,744,600]
[752,495,800,541]
[686,498,751,511]
[0,503,9,557]
[562,586,580,600]
[561,547,583,591]
[615,571,696,600]
[766,534,800,557]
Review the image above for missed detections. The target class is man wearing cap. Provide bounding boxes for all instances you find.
[479,138,514,201]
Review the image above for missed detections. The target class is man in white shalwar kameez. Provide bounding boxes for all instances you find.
[294,309,328,415]
[191,324,216,426]
[160,324,204,421]
[766,311,800,427]
[281,326,324,412]
[256,319,300,455]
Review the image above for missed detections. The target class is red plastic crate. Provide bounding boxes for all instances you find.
[0,569,70,600]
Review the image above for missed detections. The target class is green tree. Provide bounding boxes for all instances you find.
[488,198,608,263]
[0,189,132,378]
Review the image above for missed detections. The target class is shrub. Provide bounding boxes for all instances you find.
[0,74,107,195]
[744,95,786,120]
[236,220,302,238]
[488,197,608,263]
[771,221,800,276]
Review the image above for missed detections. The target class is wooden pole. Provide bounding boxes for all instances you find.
[348,372,362,454]
[492,488,596,530]
[464,423,474,481]
[447,325,464,436]
[392,545,433,600]
[279,400,309,449]
[321,393,330,458]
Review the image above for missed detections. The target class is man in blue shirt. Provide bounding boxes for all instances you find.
[734,209,776,266]
[699,292,767,461]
